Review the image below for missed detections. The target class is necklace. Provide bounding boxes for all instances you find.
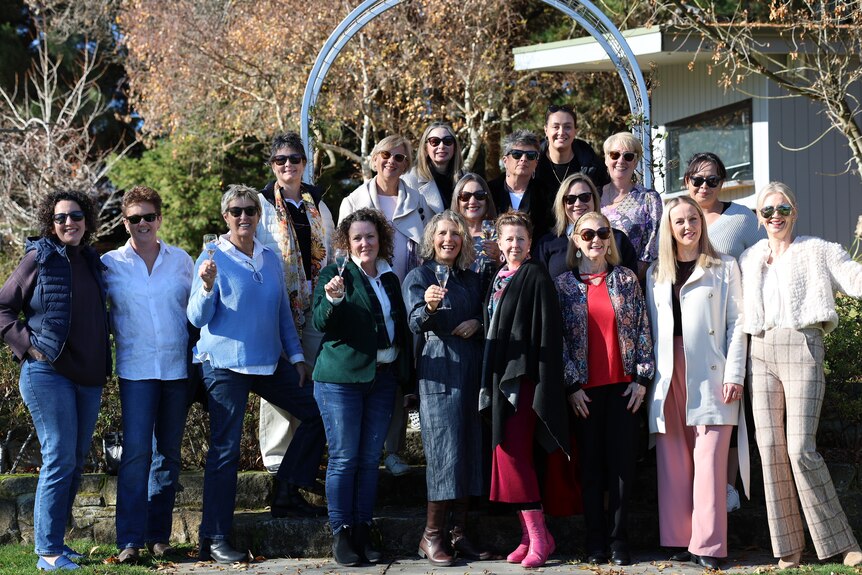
[552,159,572,185]
[579,270,608,285]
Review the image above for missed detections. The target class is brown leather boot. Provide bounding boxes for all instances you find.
[418,501,454,566]
[450,498,492,560]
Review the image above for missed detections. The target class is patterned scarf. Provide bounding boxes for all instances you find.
[275,185,326,335]
[488,266,519,320]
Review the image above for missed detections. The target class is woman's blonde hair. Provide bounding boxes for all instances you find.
[653,196,720,284]
[415,122,463,185]
[552,173,600,237]
[370,135,413,171]
[602,132,643,157]
[566,211,620,269]
[419,210,476,270]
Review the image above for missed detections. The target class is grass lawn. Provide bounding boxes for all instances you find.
[0,540,195,574]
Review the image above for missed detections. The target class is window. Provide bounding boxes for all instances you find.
[665,100,753,191]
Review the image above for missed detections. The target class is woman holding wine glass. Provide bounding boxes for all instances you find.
[450,173,500,294]
[403,211,489,565]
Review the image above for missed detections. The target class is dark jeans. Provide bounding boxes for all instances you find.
[576,382,638,554]
[200,358,324,540]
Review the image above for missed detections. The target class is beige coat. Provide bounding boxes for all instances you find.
[338,179,429,243]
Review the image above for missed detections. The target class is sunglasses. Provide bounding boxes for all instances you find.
[760,204,793,218]
[564,193,593,206]
[547,104,574,114]
[427,136,455,147]
[125,213,159,224]
[608,150,637,162]
[52,211,85,224]
[458,191,488,202]
[507,149,539,161]
[690,175,722,188]
[226,206,259,218]
[272,154,305,166]
[379,150,407,163]
[578,227,611,242]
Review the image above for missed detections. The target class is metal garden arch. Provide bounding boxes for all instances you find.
[300,0,652,188]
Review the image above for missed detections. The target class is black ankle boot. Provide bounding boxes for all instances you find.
[353,522,382,564]
[199,539,247,563]
[333,526,360,566]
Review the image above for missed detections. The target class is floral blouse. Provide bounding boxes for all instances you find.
[601,183,663,264]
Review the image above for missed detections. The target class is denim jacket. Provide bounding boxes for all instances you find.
[555,264,654,390]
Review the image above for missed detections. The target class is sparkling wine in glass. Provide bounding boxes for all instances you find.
[434,263,451,310]
[482,219,495,240]
[334,248,348,276]
[203,234,218,260]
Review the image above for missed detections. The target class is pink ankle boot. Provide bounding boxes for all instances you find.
[521,509,552,568]
[506,511,530,563]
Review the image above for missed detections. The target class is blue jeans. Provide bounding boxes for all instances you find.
[314,369,396,534]
[115,378,190,549]
[18,359,102,556]
[200,359,324,540]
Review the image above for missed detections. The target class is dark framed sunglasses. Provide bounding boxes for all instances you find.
[226,206,259,218]
[427,136,455,147]
[690,175,722,189]
[125,213,159,224]
[272,154,304,166]
[547,104,574,114]
[458,191,488,202]
[578,227,611,242]
[608,150,636,162]
[507,149,539,161]
[564,193,593,206]
[379,150,407,163]
[52,211,85,224]
[760,204,793,219]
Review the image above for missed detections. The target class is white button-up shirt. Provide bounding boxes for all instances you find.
[102,240,194,381]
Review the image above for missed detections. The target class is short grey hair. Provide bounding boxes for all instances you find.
[220,184,261,214]
[502,129,541,156]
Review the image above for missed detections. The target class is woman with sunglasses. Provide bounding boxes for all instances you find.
[645,196,747,571]
[102,186,194,564]
[481,211,570,569]
[488,130,551,241]
[403,210,489,566]
[403,122,465,214]
[0,190,109,571]
[537,172,637,278]
[339,134,428,477]
[450,173,500,294]
[188,185,322,564]
[255,132,332,517]
[738,182,862,569]
[684,153,763,260]
[555,211,653,566]
[600,132,662,281]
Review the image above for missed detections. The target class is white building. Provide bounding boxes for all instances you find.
[514,26,862,246]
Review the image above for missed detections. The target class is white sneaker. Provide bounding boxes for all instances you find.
[384,453,410,476]
[726,483,741,513]
[408,410,421,430]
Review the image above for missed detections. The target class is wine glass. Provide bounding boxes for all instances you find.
[434,263,451,310]
[482,220,495,240]
[334,248,348,276]
[203,234,218,260]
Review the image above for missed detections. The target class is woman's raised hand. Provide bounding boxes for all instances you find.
[324,275,345,299]
[199,259,217,292]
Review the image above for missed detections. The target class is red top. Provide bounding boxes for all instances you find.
[584,274,631,388]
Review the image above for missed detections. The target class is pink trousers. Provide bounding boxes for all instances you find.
[656,338,732,557]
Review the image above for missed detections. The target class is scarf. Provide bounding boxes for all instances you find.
[488,266,519,320]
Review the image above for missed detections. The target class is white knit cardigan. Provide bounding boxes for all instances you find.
[738,236,862,335]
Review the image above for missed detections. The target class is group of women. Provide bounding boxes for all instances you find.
[1,115,861,573]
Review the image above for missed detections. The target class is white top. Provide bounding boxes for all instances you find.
[509,190,525,210]
[707,202,765,260]
[102,240,194,381]
[761,262,788,329]
[376,194,409,280]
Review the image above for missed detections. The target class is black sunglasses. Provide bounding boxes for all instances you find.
[125,213,159,224]
[690,175,722,189]
[564,193,593,205]
[458,191,488,202]
[52,211,85,224]
[547,104,574,114]
[379,150,407,163]
[507,149,539,161]
[760,204,793,219]
[226,206,259,217]
[272,154,304,166]
[608,151,636,161]
[578,227,611,242]
[427,136,455,147]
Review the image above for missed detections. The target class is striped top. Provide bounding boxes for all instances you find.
[707,202,765,260]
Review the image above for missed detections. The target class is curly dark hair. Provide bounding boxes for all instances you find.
[37,189,98,245]
[333,208,395,265]
[121,185,162,215]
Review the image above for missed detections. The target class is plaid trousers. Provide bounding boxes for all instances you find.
[750,328,858,559]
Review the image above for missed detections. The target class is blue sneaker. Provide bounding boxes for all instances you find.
[37,555,80,570]
[62,546,83,560]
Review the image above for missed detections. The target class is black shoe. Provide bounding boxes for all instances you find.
[586,550,608,564]
[668,548,691,562]
[692,554,722,570]
[352,522,382,564]
[333,527,361,567]
[271,482,326,518]
[611,549,631,566]
[199,540,247,564]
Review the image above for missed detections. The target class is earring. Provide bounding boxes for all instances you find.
[576,249,582,258]
[499,253,505,263]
